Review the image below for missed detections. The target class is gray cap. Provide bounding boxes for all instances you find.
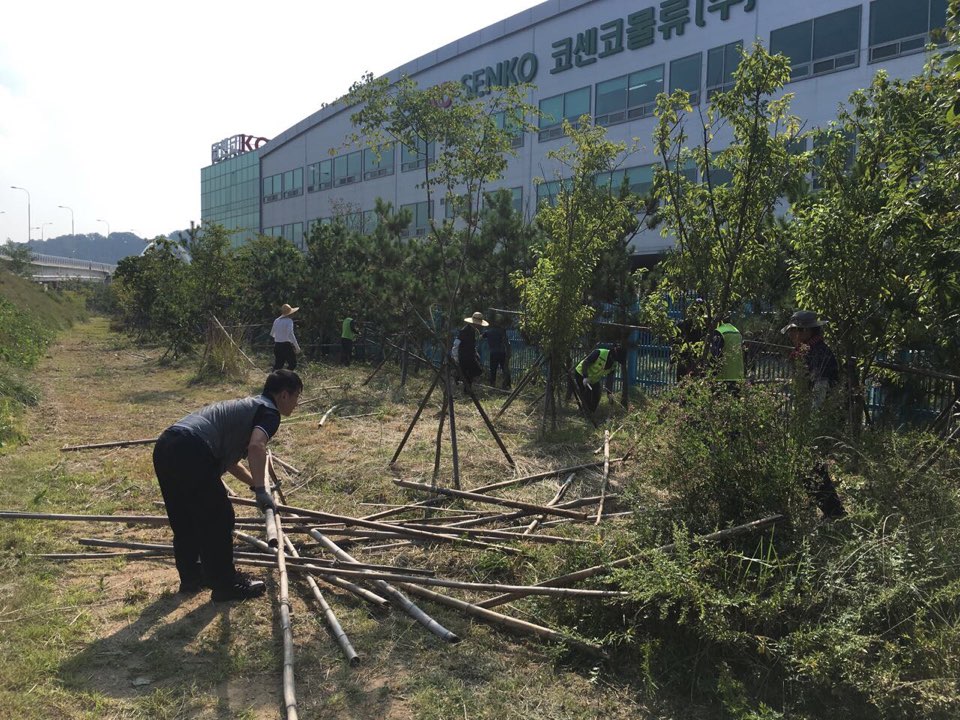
[781,310,826,334]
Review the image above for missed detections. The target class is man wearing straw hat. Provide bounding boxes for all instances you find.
[453,311,488,386]
[782,310,846,519]
[270,303,301,371]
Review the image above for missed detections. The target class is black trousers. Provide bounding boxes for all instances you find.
[573,371,602,412]
[153,428,236,591]
[489,353,511,389]
[341,338,353,365]
[273,342,297,371]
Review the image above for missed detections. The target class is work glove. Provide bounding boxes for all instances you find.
[583,379,592,391]
[254,487,276,512]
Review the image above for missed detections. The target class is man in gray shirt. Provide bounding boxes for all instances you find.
[152,370,303,601]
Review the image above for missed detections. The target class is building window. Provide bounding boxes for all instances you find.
[334,151,362,186]
[535,179,574,208]
[263,225,281,237]
[706,41,742,98]
[262,174,282,203]
[308,160,332,192]
[595,65,664,127]
[509,187,523,214]
[401,139,436,172]
[670,53,702,105]
[363,144,395,180]
[362,209,379,234]
[282,168,303,199]
[538,87,590,141]
[281,222,304,248]
[812,131,856,189]
[869,0,948,62]
[595,164,657,197]
[494,112,524,148]
[770,6,861,81]
[400,200,432,237]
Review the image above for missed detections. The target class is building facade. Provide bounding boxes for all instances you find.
[200,134,268,247]
[202,0,948,257]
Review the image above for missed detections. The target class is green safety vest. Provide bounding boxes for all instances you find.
[715,323,744,381]
[341,318,355,340]
[576,348,613,384]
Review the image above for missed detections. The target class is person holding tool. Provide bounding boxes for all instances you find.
[152,370,303,601]
[572,343,625,413]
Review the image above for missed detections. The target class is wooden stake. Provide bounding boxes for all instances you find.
[477,515,785,608]
[60,437,158,452]
[390,366,443,466]
[463,383,514,467]
[0,510,169,524]
[524,474,574,535]
[445,368,461,490]
[596,431,610,526]
[309,531,460,644]
[283,536,359,666]
[399,583,606,659]
[212,314,263,372]
[393,480,589,520]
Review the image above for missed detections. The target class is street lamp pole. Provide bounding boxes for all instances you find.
[96,218,110,241]
[10,186,31,242]
[37,222,52,241]
[58,205,75,236]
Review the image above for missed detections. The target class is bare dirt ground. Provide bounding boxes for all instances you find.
[0,318,650,719]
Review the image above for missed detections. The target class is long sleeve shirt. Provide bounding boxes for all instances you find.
[270,316,300,353]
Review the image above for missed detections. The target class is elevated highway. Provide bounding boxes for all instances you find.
[27,252,117,284]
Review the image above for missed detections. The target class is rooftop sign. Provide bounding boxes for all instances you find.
[211,134,269,164]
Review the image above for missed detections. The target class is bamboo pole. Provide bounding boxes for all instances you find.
[362,351,393,386]
[493,354,544,422]
[234,531,389,608]
[443,494,613,530]
[60,437,158,452]
[390,366,443,466]
[399,583,606,659]
[37,551,166,560]
[432,397,446,482]
[212,314,263,372]
[283,536,359,666]
[228,497,522,554]
[596,431,610,526]
[271,507,298,720]
[309,531,460,644]
[0,510,170,524]
[463,383,515,467]
[477,515,785,608]
[393,480,589,520]
[445,368,462,490]
[317,405,339,428]
[524,474,574,535]
[394,523,591,545]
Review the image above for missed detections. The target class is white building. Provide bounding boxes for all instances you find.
[202,0,948,260]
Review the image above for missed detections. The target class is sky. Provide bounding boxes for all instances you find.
[0,0,546,244]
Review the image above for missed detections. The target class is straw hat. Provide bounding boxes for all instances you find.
[464,311,489,327]
[280,303,300,317]
[780,310,825,334]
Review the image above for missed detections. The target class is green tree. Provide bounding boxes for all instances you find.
[514,119,640,429]
[1,241,33,278]
[648,41,807,366]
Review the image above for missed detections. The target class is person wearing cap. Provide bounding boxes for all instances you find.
[453,311,488,386]
[152,369,303,601]
[781,310,838,408]
[341,315,359,366]
[572,343,625,413]
[781,310,846,519]
[270,304,301,371]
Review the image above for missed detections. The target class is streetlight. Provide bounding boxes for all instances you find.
[96,218,110,241]
[58,205,75,236]
[35,222,52,241]
[10,186,31,242]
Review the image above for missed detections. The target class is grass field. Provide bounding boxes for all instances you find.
[0,317,651,719]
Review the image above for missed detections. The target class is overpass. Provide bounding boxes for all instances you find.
[27,252,117,284]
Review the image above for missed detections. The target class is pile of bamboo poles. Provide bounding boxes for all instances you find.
[23,438,786,715]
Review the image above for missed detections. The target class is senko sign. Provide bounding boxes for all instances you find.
[211,134,269,164]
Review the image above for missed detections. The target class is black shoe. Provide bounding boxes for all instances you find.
[177,565,206,594]
[211,574,266,602]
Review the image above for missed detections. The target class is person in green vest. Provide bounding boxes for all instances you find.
[709,320,745,388]
[341,315,358,366]
[572,344,625,413]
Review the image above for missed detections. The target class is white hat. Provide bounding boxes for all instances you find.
[464,311,489,327]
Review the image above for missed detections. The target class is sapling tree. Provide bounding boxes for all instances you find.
[648,41,807,368]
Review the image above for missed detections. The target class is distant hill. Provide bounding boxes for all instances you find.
[25,230,189,265]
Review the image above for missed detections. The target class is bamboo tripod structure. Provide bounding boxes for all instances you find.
[390,357,514,489]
